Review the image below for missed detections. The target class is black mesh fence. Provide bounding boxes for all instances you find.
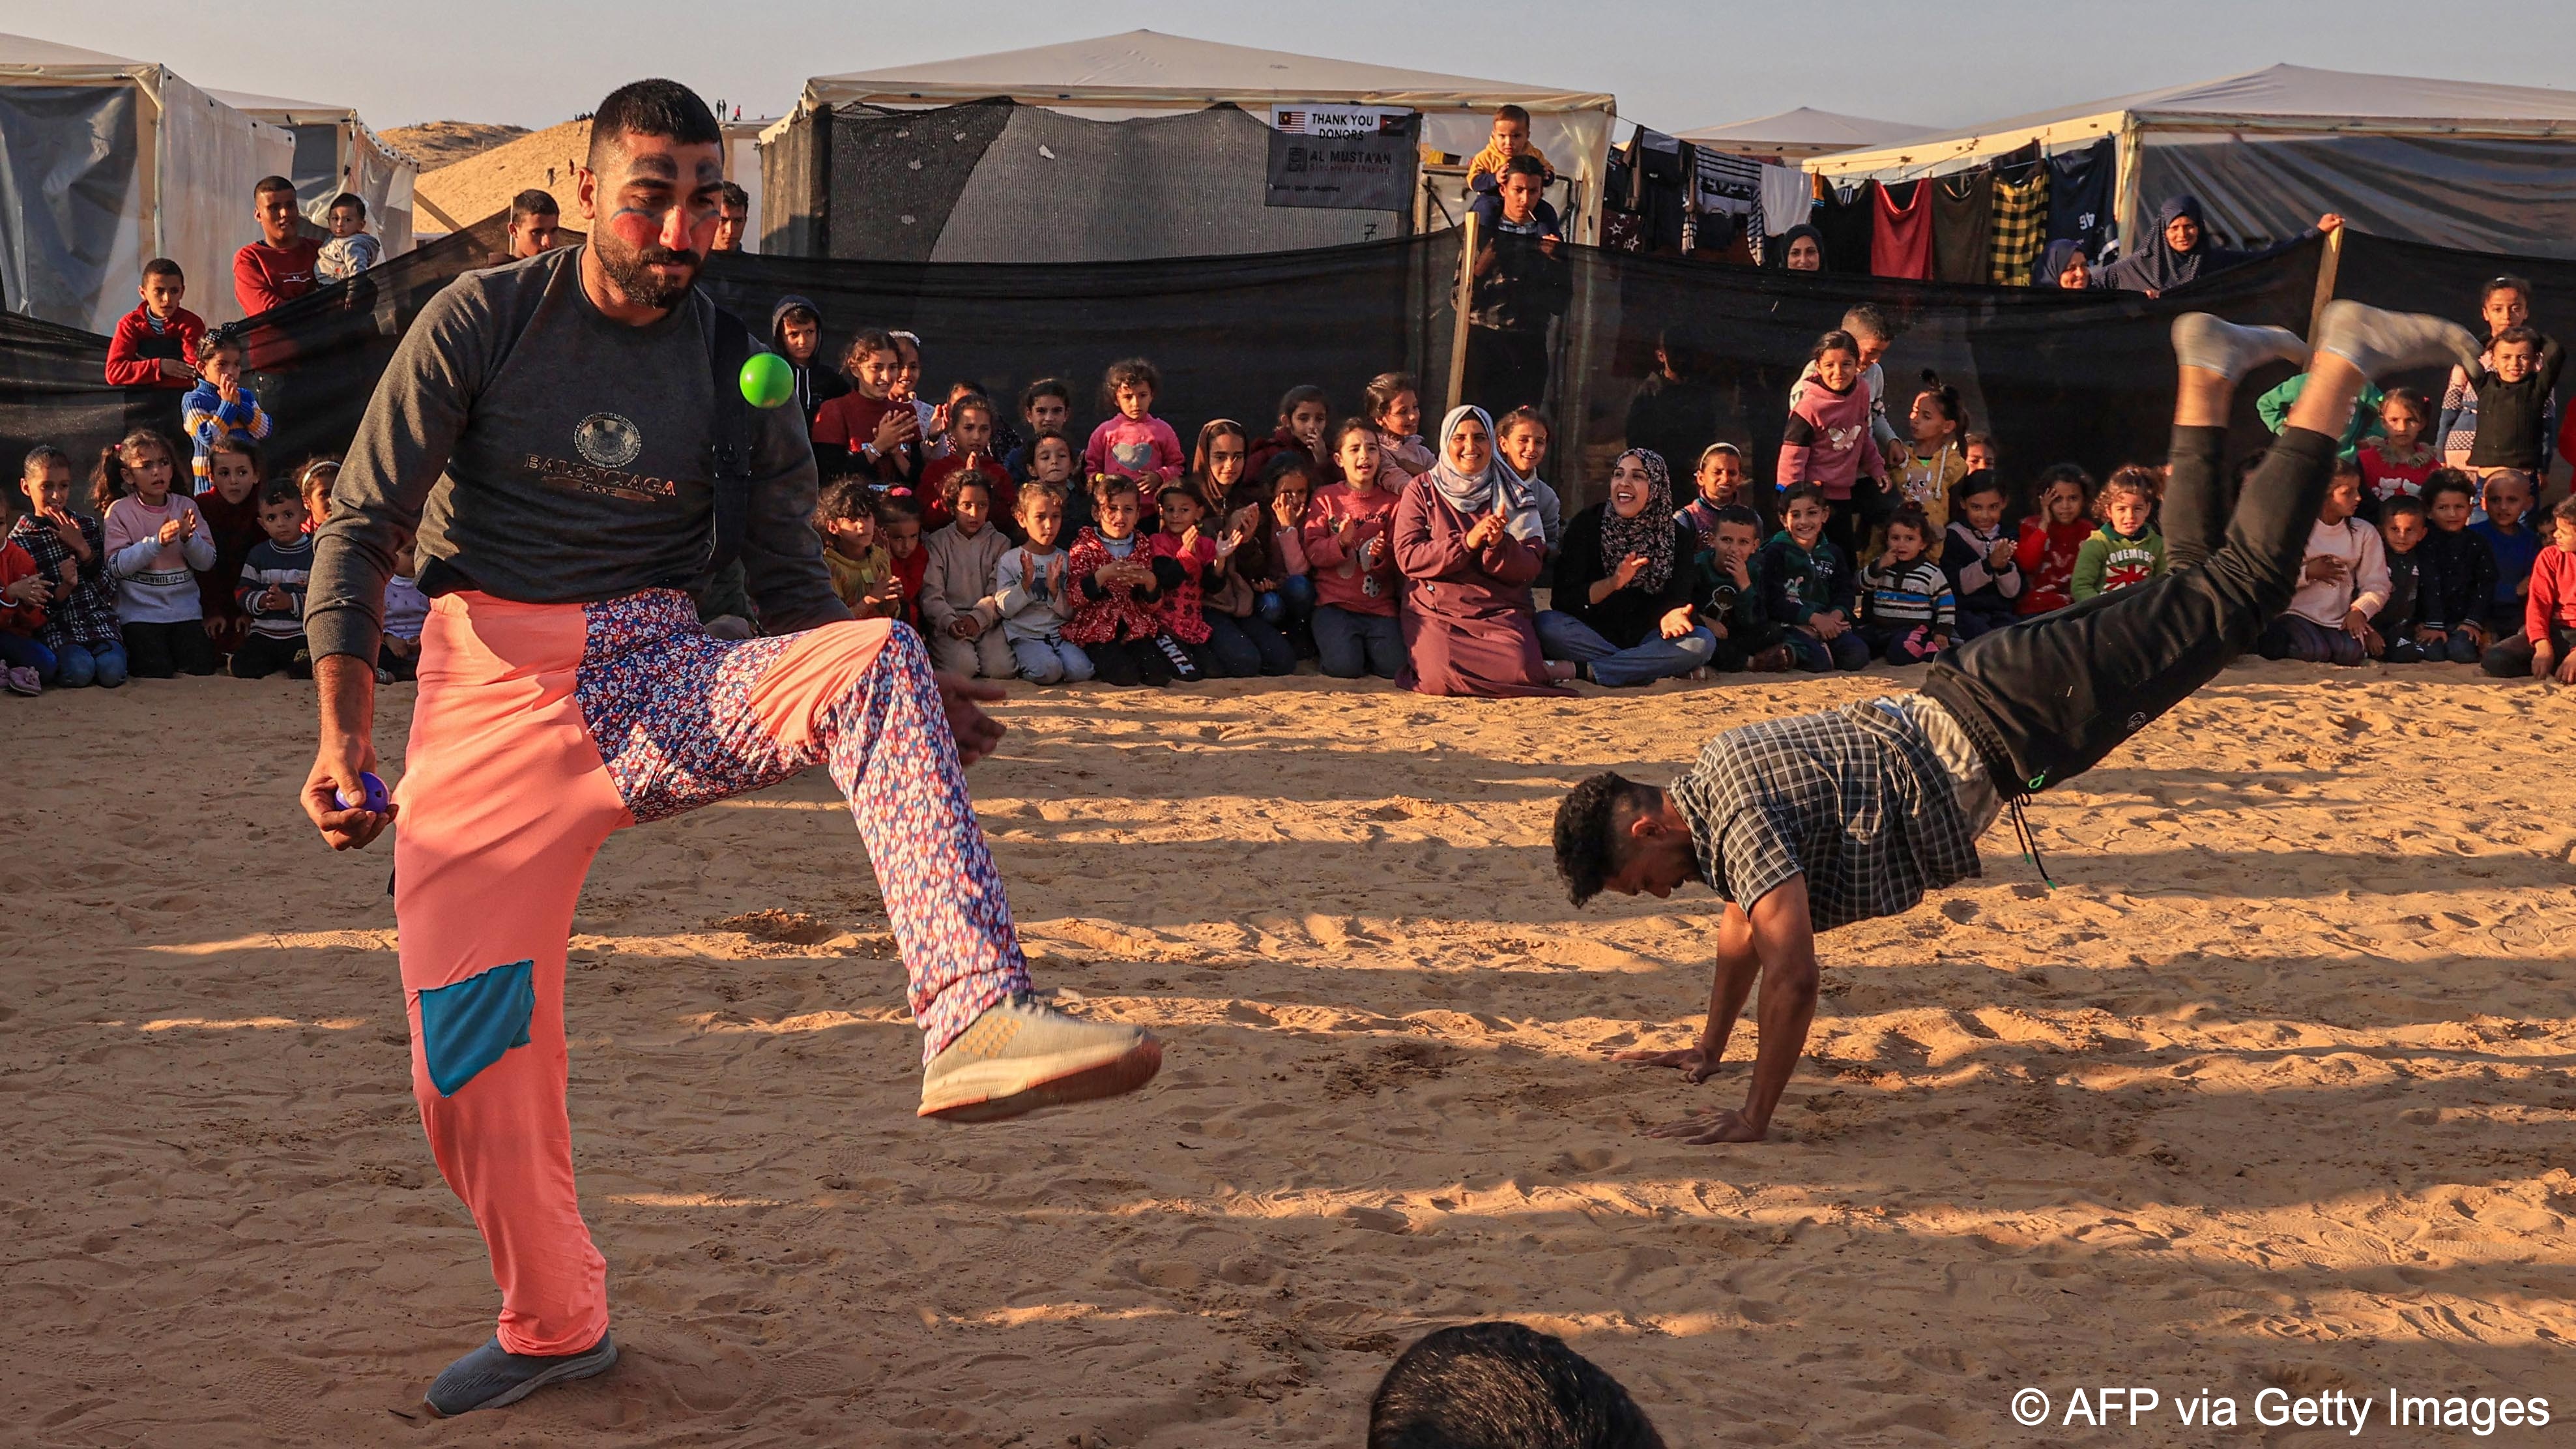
[5,222,2568,526]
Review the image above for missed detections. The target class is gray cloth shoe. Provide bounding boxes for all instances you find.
[2312,299,2482,379]
[2171,314,2309,381]
[919,991,1162,1122]
[424,1332,617,1417]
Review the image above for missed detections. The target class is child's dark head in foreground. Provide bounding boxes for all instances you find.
[1368,1321,1666,1449]
[2379,493,2427,553]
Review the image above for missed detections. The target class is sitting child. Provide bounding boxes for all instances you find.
[296,456,339,534]
[2070,467,2165,600]
[2014,465,2094,615]
[1495,406,1567,565]
[380,541,429,682]
[1303,420,1406,679]
[918,475,1013,678]
[1064,477,1189,686]
[1247,384,1331,478]
[2469,469,2543,641]
[231,480,314,679]
[2257,457,2387,667]
[104,258,205,389]
[2356,387,2438,514]
[192,439,266,656]
[992,481,1092,684]
[1254,452,1318,649]
[98,430,218,677]
[1892,373,1970,535]
[1146,484,1224,679]
[1856,506,1956,664]
[2414,471,2498,663]
[921,394,1017,535]
[2368,495,2429,663]
[8,446,124,688]
[2481,496,2576,683]
[1003,378,1071,482]
[816,482,899,619]
[1758,483,1867,671]
[181,329,270,494]
[0,511,51,694]
[1690,503,1787,673]
[1674,442,1750,557]
[1082,357,1185,492]
[878,493,927,631]
[314,192,383,283]
[1941,471,2022,639]
[1365,372,1434,490]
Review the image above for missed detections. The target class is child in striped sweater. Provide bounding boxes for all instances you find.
[1857,508,1956,664]
[180,329,270,493]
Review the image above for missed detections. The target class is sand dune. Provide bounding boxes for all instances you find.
[6,659,2574,1444]
[411,119,588,237]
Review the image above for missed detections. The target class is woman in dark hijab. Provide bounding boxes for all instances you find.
[2096,194,2344,295]
[1776,223,1826,272]
[2034,239,2098,290]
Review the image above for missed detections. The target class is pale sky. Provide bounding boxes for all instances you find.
[27,1,2576,137]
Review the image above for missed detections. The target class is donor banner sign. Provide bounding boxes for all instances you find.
[1266,113,1419,211]
[1269,104,1413,137]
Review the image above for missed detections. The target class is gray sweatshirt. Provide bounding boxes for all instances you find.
[306,247,847,662]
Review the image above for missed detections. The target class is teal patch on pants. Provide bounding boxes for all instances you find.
[418,961,536,1097]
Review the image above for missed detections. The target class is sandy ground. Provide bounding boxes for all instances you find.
[379,123,531,175]
[411,121,589,239]
[7,658,2576,1446]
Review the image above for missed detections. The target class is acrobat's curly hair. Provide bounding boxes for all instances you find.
[1554,771,1655,909]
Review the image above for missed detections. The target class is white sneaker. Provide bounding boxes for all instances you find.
[918,991,1161,1121]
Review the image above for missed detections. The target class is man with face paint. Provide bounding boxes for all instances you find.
[302,80,1161,1417]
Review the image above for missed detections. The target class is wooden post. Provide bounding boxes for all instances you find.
[1445,210,1479,416]
[2307,224,2345,342]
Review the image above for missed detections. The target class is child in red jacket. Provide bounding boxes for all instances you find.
[2014,465,2096,616]
[103,259,204,389]
[2481,495,2576,682]
[0,531,53,692]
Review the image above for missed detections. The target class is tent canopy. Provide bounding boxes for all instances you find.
[0,31,295,330]
[790,29,1617,241]
[1677,107,1925,159]
[209,85,418,257]
[1806,63,2576,259]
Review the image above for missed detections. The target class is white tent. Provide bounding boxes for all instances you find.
[1677,108,1926,161]
[781,29,1618,243]
[209,88,418,261]
[0,32,294,331]
[1806,64,2576,259]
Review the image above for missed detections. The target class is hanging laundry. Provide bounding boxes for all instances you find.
[1931,168,1992,284]
[1686,146,1760,257]
[2046,136,2116,259]
[1871,177,1933,280]
[1758,163,1816,261]
[1623,126,1690,254]
[1816,180,1877,275]
[1988,143,2049,286]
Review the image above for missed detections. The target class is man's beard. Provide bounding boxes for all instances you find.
[597,234,699,308]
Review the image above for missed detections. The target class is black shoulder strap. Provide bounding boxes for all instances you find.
[703,297,757,574]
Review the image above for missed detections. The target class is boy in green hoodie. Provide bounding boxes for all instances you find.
[1756,484,1868,671]
[2070,467,2167,600]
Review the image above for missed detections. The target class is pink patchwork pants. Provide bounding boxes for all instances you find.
[394,589,1030,1354]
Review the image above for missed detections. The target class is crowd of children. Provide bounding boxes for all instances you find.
[10,258,2571,700]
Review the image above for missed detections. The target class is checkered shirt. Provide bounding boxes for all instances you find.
[1988,170,2049,286]
[7,512,121,651]
[1669,699,1982,932]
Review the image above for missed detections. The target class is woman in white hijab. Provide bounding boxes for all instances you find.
[1390,405,1575,696]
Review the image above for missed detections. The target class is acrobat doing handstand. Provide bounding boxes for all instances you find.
[1552,302,2479,1145]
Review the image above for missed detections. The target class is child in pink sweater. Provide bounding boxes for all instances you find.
[1778,329,1886,563]
[1082,357,1185,491]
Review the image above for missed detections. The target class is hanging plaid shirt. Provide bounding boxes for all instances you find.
[1668,696,1982,932]
[6,512,121,651]
[1988,169,2049,287]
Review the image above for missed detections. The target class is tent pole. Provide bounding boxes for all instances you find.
[2306,224,2344,340]
[1445,210,1479,415]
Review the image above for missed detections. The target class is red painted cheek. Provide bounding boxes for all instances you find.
[606,211,661,248]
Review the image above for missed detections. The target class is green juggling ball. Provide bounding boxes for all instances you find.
[739,351,794,409]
